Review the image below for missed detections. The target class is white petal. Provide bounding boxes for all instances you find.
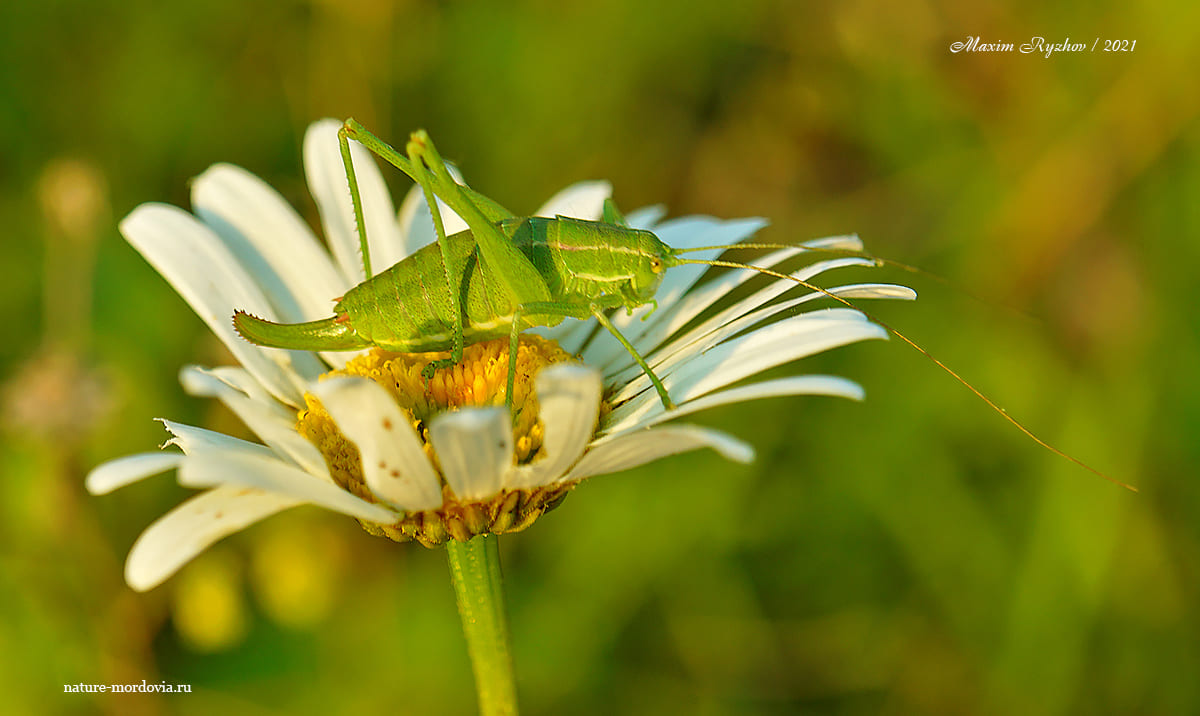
[625,205,666,230]
[660,310,880,401]
[430,408,513,500]
[603,253,876,394]
[179,366,327,477]
[801,234,864,251]
[86,453,183,495]
[191,163,350,320]
[192,163,357,369]
[566,425,753,481]
[534,181,611,220]
[312,377,444,511]
[180,365,275,406]
[121,204,321,405]
[604,375,865,436]
[158,419,276,460]
[507,364,602,489]
[125,486,304,591]
[824,283,916,300]
[613,311,886,410]
[592,232,860,376]
[303,119,406,284]
[178,452,398,523]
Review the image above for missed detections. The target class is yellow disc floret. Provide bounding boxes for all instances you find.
[297,335,592,546]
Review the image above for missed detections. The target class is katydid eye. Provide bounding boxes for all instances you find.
[650,257,663,273]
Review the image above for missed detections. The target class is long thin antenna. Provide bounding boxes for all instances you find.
[674,256,1137,492]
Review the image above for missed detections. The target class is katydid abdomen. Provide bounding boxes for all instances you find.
[233,215,669,354]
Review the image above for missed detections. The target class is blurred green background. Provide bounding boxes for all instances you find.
[2,0,1196,714]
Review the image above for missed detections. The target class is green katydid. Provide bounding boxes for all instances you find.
[233,119,1134,491]
[234,119,680,410]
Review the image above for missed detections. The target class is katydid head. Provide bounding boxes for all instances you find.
[630,229,672,301]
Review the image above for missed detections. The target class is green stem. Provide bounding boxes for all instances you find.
[446,535,518,716]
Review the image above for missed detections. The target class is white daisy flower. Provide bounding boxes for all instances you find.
[88,119,915,592]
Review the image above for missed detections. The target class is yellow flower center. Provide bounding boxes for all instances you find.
[297,335,593,546]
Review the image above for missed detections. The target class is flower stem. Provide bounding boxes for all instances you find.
[446,534,518,716]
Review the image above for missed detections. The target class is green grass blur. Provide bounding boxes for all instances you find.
[1,1,1196,714]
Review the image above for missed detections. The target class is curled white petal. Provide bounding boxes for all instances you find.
[158,419,276,460]
[800,234,864,251]
[86,453,183,495]
[313,377,444,512]
[125,486,304,592]
[507,364,603,490]
[566,425,753,481]
[180,366,327,477]
[430,408,513,500]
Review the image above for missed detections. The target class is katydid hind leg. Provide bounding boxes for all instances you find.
[344,119,541,302]
[341,121,553,382]
[403,131,553,311]
[407,135,466,381]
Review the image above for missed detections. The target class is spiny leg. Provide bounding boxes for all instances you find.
[336,125,373,278]
[591,307,674,411]
[342,120,514,223]
[337,121,471,381]
[405,135,466,380]
[345,121,551,310]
